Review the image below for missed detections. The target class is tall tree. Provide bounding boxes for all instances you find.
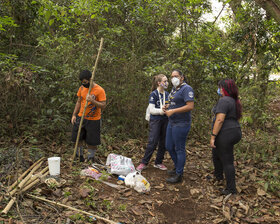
[255,0,280,24]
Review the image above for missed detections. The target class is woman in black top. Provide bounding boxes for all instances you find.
[210,79,242,195]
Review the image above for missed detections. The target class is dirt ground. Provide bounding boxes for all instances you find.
[1,137,280,224]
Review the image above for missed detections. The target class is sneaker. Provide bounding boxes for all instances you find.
[153,164,167,170]
[136,163,147,172]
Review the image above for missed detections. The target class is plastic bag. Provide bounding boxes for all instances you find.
[124,171,150,193]
[106,153,135,176]
[80,167,102,180]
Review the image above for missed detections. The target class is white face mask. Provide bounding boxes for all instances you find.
[171,77,180,88]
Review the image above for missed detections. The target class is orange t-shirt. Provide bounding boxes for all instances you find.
[77,84,106,120]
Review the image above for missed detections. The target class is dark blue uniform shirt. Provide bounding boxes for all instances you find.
[149,90,169,120]
[168,83,194,125]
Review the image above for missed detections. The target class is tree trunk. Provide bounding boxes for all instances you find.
[254,0,280,24]
[230,0,280,24]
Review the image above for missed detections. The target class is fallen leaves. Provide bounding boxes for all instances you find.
[123,190,132,197]
[190,188,200,195]
[138,199,152,205]
[154,183,164,189]
[79,188,90,198]
[212,217,224,224]
[1,136,279,224]
[131,206,144,216]
[238,201,249,214]
[156,200,163,206]
[222,204,231,220]
[257,188,266,196]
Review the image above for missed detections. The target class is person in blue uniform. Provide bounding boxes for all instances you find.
[137,74,169,171]
[210,78,242,195]
[164,69,194,183]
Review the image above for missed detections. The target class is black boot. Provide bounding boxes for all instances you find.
[79,155,85,162]
[166,174,182,183]
[75,154,85,162]
[87,157,95,163]
[220,188,236,195]
[167,168,176,176]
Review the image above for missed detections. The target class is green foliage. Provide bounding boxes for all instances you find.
[70,213,85,221]
[63,191,71,197]
[261,169,280,196]
[118,203,127,212]
[102,199,112,211]
[0,16,18,31]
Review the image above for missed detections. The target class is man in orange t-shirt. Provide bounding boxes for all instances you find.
[71,70,106,162]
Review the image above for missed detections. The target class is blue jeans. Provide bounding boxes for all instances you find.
[142,119,168,165]
[165,123,191,175]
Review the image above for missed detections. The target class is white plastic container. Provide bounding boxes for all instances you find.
[48,157,61,176]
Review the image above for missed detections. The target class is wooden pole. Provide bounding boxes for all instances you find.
[16,161,44,190]
[7,157,45,192]
[7,161,44,197]
[21,170,49,193]
[24,166,49,186]
[26,194,119,224]
[70,37,104,168]
[1,170,49,214]
[1,198,16,215]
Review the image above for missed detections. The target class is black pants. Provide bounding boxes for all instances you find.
[212,127,242,193]
[142,119,168,165]
[71,116,101,146]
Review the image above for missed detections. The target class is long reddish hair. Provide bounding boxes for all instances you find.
[218,79,242,120]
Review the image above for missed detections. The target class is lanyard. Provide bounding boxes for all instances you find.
[168,83,186,102]
[157,89,165,109]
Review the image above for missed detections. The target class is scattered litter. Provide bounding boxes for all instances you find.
[45,177,66,188]
[100,180,126,190]
[118,175,125,181]
[91,163,104,172]
[48,157,61,176]
[80,167,102,180]
[106,153,135,176]
[124,171,150,193]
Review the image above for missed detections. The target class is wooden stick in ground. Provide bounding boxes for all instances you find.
[7,157,45,192]
[1,170,49,214]
[26,194,119,224]
[70,37,104,168]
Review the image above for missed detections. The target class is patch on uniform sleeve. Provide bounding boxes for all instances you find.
[188,91,194,98]
[151,96,154,101]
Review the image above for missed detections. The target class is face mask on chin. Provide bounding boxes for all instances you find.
[82,83,90,88]
[171,77,180,88]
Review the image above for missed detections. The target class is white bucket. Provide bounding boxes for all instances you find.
[48,157,61,176]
